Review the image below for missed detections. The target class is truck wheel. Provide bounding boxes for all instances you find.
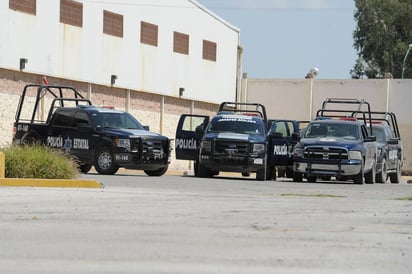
[22,133,40,145]
[376,158,387,183]
[285,168,294,178]
[293,172,303,182]
[277,167,285,178]
[389,159,401,184]
[365,162,375,184]
[79,164,92,173]
[144,166,168,176]
[194,161,199,177]
[94,146,119,175]
[197,163,213,178]
[256,168,266,181]
[353,160,364,184]
[307,176,317,183]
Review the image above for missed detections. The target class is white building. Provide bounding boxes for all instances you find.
[0,0,241,103]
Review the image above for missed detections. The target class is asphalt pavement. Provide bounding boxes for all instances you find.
[0,171,411,274]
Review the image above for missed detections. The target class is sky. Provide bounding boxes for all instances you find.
[198,0,357,79]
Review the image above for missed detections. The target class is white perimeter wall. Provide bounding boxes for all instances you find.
[0,0,239,103]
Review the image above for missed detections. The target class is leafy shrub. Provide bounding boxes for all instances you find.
[1,145,78,179]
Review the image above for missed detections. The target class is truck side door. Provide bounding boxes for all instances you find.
[267,120,299,166]
[175,114,209,160]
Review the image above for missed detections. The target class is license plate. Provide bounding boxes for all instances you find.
[115,154,129,161]
[311,164,338,171]
[254,158,263,165]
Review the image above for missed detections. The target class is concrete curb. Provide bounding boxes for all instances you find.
[0,178,104,188]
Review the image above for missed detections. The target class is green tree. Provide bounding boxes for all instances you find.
[352,0,412,78]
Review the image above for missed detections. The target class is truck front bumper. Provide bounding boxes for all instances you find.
[114,151,170,170]
[200,154,265,173]
[294,159,362,176]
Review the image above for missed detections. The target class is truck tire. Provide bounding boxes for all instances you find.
[256,167,266,181]
[293,172,303,182]
[79,164,92,173]
[197,163,213,178]
[376,158,387,183]
[389,159,401,184]
[21,132,41,145]
[94,146,119,175]
[144,166,168,176]
[365,163,375,184]
[307,175,317,183]
[353,160,364,184]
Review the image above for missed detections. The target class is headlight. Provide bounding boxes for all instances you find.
[201,140,212,152]
[115,138,131,151]
[253,143,265,154]
[348,151,362,160]
[293,147,303,158]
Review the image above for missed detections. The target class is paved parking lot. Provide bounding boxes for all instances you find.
[0,172,411,273]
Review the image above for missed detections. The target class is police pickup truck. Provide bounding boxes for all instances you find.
[292,98,377,184]
[13,84,171,176]
[366,111,403,183]
[175,102,270,180]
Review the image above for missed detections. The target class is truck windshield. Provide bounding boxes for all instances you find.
[91,112,145,129]
[207,116,265,135]
[304,123,360,140]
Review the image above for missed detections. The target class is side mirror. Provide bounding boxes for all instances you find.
[143,126,150,131]
[291,132,300,141]
[365,136,376,142]
[269,132,283,139]
[388,138,399,145]
[195,125,205,135]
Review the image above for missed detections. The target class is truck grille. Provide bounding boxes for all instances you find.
[131,138,168,160]
[304,146,348,160]
[214,140,249,155]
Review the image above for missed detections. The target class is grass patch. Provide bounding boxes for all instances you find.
[393,197,412,201]
[1,145,78,179]
[280,193,346,198]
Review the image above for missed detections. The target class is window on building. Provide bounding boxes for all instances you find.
[140,21,158,47]
[60,0,83,27]
[9,0,36,15]
[103,10,123,38]
[173,31,189,55]
[203,40,217,62]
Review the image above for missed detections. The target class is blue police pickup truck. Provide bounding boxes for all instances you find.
[366,111,403,183]
[175,102,270,180]
[13,84,171,176]
[292,98,378,184]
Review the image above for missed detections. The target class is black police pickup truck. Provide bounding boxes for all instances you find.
[12,84,171,176]
[292,98,378,184]
[175,102,270,180]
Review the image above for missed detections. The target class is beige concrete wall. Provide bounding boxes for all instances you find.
[245,78,412,173]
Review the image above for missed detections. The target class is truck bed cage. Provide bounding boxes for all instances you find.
[355,111,401,139]
[315,98,374,135]
[15,84,91,123]
[218,102,267,123]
